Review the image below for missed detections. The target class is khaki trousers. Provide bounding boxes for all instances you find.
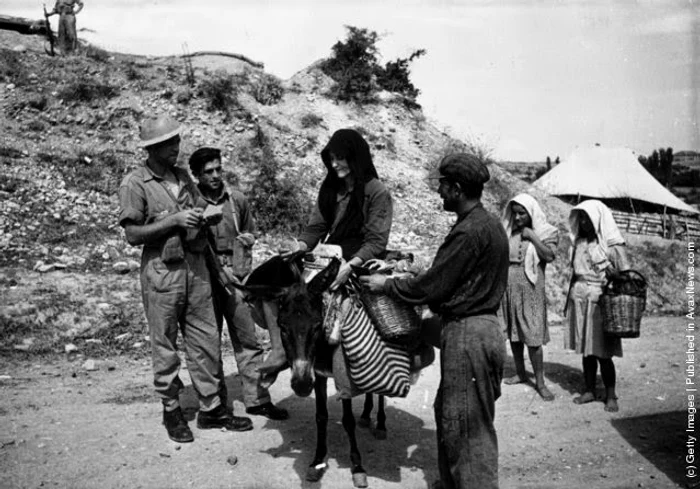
[140,250,222,410]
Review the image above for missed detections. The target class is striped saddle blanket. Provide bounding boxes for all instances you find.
[341,297,411,398]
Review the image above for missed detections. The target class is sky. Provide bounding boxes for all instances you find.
[5,0,699,162]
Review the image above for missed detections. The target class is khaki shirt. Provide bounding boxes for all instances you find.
[55,0,83,14]
[118,163,207,252]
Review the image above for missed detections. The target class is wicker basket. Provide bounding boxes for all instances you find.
[599,270,647,338]
[359,291,421,347]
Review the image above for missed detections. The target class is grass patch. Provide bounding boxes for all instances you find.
[0,50,28,85]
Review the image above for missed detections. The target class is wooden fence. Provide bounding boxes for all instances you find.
[611,210,700,241]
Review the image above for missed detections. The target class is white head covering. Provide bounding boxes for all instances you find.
[501,193,558,284]
[569,199,625,250]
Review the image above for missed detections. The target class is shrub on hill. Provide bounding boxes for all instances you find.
[247,127,310,234]
[321,25,425,105]
[253,73,285,105]
[58,81,119,103]
[199,69,239,117]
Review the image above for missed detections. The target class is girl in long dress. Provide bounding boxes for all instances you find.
[565,200,630,412]
[500,194,558,401]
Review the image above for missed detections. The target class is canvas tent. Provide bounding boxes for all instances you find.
[533,146,698,214]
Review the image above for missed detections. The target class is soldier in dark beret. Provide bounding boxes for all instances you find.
[362,153,509,489]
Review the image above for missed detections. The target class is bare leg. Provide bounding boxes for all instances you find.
[573,355,597,404]
[599,358,619,412]
[528,346,554,401]
[504,341,528,385]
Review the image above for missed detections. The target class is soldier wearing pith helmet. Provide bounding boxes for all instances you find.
[117,115,253,444]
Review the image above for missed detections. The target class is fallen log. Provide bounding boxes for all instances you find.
[0,14,47,36]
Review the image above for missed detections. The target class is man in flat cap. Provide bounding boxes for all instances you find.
[118,115,252,444]
[361,153,509,489]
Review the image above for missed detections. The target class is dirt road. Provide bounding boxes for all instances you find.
[0,317,687,489]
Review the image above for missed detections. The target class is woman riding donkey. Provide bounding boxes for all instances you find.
[263,128,393,380]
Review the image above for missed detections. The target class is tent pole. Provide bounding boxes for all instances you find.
[662,205,667,239]
[628,198,636,215]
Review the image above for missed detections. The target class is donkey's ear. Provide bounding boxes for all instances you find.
[307,257,340,295]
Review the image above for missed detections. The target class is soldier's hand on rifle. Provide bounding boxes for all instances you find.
[175,208,204,229]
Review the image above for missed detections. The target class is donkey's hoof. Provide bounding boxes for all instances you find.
[306,462,326,482]
[352,471,368,488]
[373,428,387,440]
[358,417,371,428]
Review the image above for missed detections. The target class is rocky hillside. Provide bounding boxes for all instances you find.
[0,30,684,358]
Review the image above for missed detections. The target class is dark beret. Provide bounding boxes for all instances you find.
[439,153,490,186]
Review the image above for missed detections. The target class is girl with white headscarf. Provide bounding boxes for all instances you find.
[500,194,558,401]
[565,199,630,412]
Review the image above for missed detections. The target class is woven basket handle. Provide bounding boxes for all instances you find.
[604,269,647,295]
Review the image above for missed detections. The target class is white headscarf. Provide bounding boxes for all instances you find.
[569,199,625,250]
[501,193,558,284]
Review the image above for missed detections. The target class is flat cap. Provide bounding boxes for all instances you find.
[438,153,490,186]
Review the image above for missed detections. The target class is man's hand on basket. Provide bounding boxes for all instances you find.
[359,274,388,293]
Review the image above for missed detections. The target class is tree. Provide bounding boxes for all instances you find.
[661,147,674,189]
[554,156,560,166]
[321,26,426,105]
[649,149,659,176]
[546,156,552,171]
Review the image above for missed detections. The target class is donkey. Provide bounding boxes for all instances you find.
[240,253,385,488]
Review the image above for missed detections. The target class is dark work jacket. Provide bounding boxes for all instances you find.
[299,178,392,263]
[384,203,509,320]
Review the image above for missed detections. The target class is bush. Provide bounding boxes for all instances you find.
[58,81,119,103]
[247,127,309,234]
[0,50,28,85]
[253,73,284,105]
[322,26,380,102]
[300,113,324,129]
[199,69,238,116]
[321,26,425,104]
[83,44,110,62]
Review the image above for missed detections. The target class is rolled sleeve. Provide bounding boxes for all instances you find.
[118,175,146,227]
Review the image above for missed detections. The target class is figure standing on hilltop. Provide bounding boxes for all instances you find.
[361,153,509,489]
[46,0,84,55]
[118,116,252,443]
[500,193,558,401]
[273,128,393,378]
[565,199,630,412]
[188,147,289,421]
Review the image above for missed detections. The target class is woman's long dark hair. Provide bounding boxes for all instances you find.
[318,129,379,253]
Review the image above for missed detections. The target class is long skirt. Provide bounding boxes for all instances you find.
[564,280,622,358]
[500,263,549,346]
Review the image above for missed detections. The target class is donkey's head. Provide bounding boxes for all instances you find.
[243,253,339,397]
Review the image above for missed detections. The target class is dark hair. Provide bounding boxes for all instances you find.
[189,147,221,175]
[448,180,483,199]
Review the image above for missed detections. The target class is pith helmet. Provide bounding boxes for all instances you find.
[139,115,181,147]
